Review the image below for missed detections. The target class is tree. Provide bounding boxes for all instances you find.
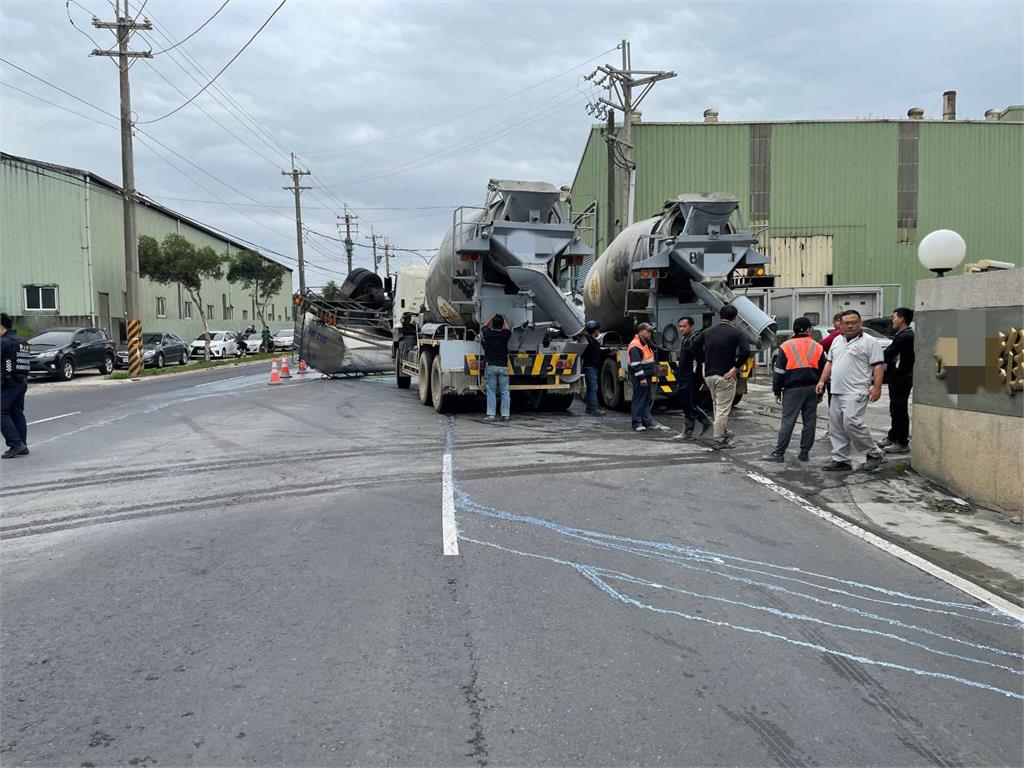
[321,280,341,302]
[139,234,226,360]
[226,250,287,327]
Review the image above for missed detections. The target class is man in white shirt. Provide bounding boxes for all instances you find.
[815,309,885,472]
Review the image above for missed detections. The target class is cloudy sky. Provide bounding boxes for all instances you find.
[2,0,1021,288]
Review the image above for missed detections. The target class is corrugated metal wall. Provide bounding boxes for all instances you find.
[1,156,295,339]
[570,118,1023,307]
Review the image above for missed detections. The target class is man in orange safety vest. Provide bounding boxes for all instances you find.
[763,317,825,463]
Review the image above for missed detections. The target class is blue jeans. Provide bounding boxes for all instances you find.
[583,366,599,412]
[484,365,510,417]
[631,376,654,428]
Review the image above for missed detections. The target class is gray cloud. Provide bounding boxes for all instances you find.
[2,0,1021,287]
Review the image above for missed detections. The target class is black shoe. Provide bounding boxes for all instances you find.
[697,420,711,437]
[822,460,853,472]
[2,443,29,459]
[683,428,694,438]
[586,409,607,417]
[484,415,496,422]
[500,416,510,422]
[762,453,784,463]
[798,451,809,462]
[711,439,735,450]
[862,453,884,472]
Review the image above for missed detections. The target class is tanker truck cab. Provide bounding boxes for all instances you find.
[583,193,776,410]
[393,180,594,414]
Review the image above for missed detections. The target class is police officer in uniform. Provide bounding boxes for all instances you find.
[1,313,31,459]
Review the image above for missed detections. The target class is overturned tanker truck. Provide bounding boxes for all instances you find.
[294,268,395,376]
[584,193,777,409]
[393,179,592,413]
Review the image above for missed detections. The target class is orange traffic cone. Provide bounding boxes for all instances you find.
[268,357,281,385]
[297,359,309,375]
[279,356,292,379]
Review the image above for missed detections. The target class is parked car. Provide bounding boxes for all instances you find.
[863,317,896,338]
[28,327,115,381]
[190,331,238,359]
[273,328,295,351]
[237,332,265,354]
[116,332,190,369]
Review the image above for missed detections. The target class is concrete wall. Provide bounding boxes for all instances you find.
[912,269,1024,513]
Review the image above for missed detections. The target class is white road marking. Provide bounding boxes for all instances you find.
[28,412,81,425]
[442,453,459,556]
[194,375,248,388]
[746,471,1024,621]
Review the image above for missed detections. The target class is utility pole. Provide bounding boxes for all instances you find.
[586,40,676,232]
[282,152,311,293]
[383,237,391,279]
[366,229,381,275]
[91,0,151,378]
[337,205,357,276]
[605,107,616,250]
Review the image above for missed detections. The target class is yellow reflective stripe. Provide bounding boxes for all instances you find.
[531,354,545,376]
[547,353,561,374]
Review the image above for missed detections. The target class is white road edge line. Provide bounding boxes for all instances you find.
[27,411,81,425]
[442,453,459,556]
[746,471,1024,621]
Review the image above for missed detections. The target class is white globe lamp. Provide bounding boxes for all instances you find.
[918,229,966,277]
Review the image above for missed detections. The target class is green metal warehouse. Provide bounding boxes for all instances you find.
[1,153,295,341]
[569,103,1023,306]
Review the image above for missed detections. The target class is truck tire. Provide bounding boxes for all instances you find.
[542,392,574,411]
[599,357,624,410]
[417,350,433,405]
[395,350,411,389]
[732,392,743,406]
[430,355,454,413]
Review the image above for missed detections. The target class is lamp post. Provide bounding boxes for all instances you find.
[918,229,966,277]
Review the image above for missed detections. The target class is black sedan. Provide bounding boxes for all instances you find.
[28,327,116,381]
[115,332,190,369]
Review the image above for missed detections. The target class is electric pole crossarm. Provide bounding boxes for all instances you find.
[91,49,153,58]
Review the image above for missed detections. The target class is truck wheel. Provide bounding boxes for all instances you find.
[417,350,433,405]
[543,392,574,411]
[430,355,453,413]
[732,392,744,406]
[599,357,624,410]
[395,350,411,389]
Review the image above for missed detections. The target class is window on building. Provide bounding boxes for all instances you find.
[24,285,58,311]
[184,301,193,319]
[269,304,275,321]
[242,309,249,321]
[156,297,167,318]
[207,304,215,321]
[222,293,233,321]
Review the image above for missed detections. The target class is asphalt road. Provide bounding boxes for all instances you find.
[1,365,1022,767]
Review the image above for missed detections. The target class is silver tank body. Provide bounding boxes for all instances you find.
[583,193,777,348]
[422,179,590,335]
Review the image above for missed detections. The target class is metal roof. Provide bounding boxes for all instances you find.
[1,152,292,272]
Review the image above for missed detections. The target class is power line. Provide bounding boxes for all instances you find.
[1,81,118,130]
[302,45,619,155]
[136,0,287,125]
[148,0,230,55]
[0,55,118,119]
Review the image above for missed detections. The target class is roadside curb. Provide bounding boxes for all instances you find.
[27,356,283,394]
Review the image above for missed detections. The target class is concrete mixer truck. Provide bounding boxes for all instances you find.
[583,193,777,409]
[393,179,592,413]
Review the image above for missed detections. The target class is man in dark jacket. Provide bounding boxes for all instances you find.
[701,305,750,449]
[1,313,31,459]
[764,317,825,463]
[581,320,605,416]
[675,316,711,438]
[879,307,915,454]
[481,313,512,422]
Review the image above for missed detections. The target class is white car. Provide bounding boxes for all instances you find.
[273,328,295,350]
[190,331,238,359]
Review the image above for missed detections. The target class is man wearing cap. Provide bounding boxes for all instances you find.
[763,317,824,463]
[627,323,658,432]
[700,305,750,449]
[581,320,605,416]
